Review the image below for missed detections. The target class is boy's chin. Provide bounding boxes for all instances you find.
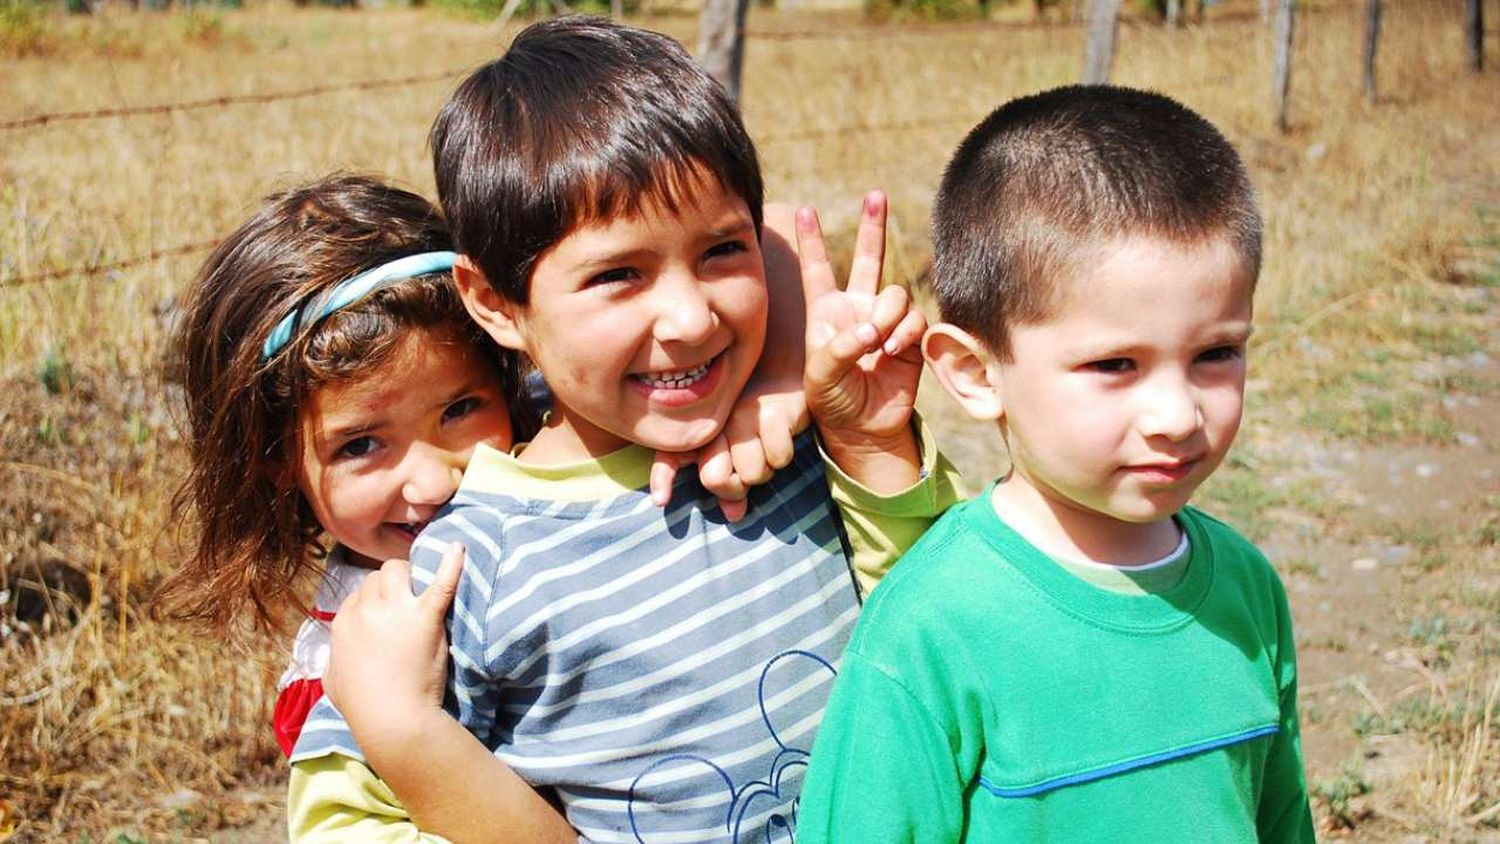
[632,415,731,455]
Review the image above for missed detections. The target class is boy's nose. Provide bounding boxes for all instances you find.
[402,446,464,506]
[652,275,717,345]
[1138,377,1204,442]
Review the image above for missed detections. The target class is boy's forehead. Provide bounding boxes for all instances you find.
[1054,232,1254,308]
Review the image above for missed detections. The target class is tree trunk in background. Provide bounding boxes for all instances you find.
[1272,0,1295,132]
[611,0,623,17]
[697,0,751,104]
[1467,0,1484,72]
[1082,0,1123,84]
[1362,0,1381,103]
[1166,0,1181,29]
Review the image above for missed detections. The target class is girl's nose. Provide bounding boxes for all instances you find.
[402,446,464,506]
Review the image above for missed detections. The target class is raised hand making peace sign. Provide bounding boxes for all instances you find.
[800,191,926,494]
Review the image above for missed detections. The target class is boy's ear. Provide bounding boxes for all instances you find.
[453,255,527,351]
[922,323,1004,421]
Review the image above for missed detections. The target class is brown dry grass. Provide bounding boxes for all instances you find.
[2,0,1498,840]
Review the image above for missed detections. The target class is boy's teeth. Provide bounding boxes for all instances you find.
[638,360,711,389]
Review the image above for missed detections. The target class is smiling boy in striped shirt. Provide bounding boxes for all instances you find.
[286,17,959,843]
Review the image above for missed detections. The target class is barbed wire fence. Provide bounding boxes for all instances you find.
[0,22,1003,291]
[0,0,1415,291]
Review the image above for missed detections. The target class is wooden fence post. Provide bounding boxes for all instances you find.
[1466,0,1484,72]
[1082,0,1123,84]
[697,0,751,104]
[1272,0,1295,132]
[1362,0,1381,103]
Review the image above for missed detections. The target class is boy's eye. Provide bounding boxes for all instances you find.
[443,396,483,422]
[1197,344,1244,364]
[335,436,379,460]
[590,267,640,286]
[704,240,749,261]
[1085,357,1135,374]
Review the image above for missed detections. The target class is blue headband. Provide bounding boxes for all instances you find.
[261,251,458,360]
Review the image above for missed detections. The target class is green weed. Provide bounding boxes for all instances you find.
[1311,761,1372,831]
[36,346,72,395]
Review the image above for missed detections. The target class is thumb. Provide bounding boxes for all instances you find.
[420,542,465,613]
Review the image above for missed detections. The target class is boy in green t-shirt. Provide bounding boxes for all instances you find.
[797,85,1315,842]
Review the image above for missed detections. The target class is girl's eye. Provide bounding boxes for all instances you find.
[1085,357,1135,374]
[705,240,749,261]
[336,436,379,460]
[1197,345,1243,364]
[443,396,483,423]
[590,267,639,286]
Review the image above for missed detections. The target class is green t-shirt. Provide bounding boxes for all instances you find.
[798,493,1314,843]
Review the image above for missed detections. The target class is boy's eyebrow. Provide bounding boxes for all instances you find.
[1063,322,1254,360]
[706,220,756,239]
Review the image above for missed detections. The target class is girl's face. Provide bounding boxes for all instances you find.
[297,326,514,569]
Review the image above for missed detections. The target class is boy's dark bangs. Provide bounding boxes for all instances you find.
[565,148,758,233]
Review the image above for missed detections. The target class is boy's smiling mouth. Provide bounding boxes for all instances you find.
[627,351,732,411]
[634,358,713,389]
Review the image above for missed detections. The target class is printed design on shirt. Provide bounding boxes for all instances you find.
[626,649,836,844]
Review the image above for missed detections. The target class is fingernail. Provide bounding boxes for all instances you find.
[855,323,878,346]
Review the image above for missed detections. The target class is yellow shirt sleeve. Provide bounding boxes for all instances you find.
[288,755,451,844]
[823,415,966,597]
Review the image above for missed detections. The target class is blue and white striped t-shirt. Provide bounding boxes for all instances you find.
[294,430,861,843]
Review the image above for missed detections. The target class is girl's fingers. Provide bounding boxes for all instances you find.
[846,191,888,299]
[420,543,464,613]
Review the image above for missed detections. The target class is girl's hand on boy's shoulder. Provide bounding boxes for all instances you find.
[324,544,463,744]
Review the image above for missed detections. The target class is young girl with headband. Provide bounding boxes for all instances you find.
[159,174,538,757]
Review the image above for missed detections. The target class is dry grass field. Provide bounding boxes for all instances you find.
[2,0,1498,840]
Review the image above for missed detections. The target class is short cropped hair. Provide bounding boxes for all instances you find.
[932,85,1261,359]
[432,16,764,304]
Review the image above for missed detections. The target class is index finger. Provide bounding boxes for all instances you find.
[795,206,839,310]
